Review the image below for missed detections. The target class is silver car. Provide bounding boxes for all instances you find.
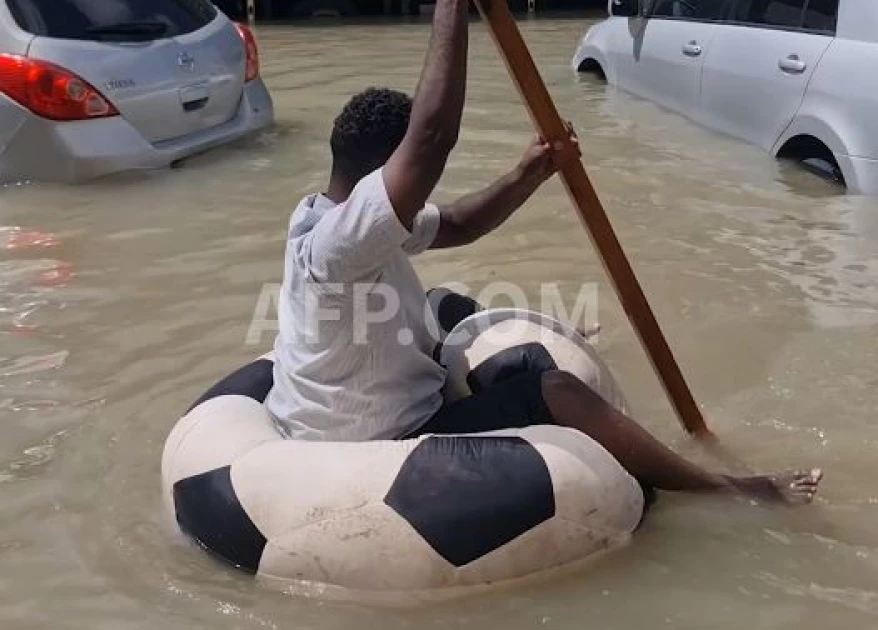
[573,0,878,194]
[0,0,274,184]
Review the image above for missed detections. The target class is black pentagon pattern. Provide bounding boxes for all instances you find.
[466,342,558,394]
[187,358,274,413]
[173,465,267,574]
[431,289,482,334]
[384,436,555,567]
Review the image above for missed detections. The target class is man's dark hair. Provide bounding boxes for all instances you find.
[330,87,412,183]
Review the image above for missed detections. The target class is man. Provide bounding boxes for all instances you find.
[267,0,822,504]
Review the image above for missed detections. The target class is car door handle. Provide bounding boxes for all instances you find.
[179,82,211,112]
[682,41,703,57]
[779,55,807,74]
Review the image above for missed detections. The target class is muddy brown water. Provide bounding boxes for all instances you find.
[1,15,877,630]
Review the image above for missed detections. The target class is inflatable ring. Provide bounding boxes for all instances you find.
[440,307,630,414]
[161,308,644,601]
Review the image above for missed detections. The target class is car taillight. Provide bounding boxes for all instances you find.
[0,54,118,122]
[235,23,260,82]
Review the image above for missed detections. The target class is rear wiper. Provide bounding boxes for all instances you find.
[86,21,169,37]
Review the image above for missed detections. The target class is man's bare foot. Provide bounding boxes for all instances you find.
[725,469,823,504]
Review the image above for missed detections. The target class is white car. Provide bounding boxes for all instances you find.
[0,0,274,184]
[572,0,878,195]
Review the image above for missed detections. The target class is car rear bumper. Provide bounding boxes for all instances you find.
[0,79,274,184]
[838,154,878,196]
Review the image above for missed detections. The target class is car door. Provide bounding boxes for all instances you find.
[613,0,731,119]
[698,0,838,150]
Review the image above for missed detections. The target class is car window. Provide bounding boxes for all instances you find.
[647,0,732,21]
[728,0,807,28]
[6,0,217,41]
[802,0,838,32]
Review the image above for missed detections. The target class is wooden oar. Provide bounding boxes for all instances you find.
[473,0,711,438]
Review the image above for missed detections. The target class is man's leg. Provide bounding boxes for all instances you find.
[408,371,550,438]
[541,371,823,504]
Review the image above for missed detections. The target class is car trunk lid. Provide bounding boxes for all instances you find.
[8,0,246,144]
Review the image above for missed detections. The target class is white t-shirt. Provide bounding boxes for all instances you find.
[266,168,446,441]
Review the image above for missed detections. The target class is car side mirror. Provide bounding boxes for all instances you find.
[609,0,640,17]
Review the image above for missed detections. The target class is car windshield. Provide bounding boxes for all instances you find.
[6,0,217,41]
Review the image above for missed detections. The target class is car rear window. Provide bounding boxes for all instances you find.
[802,0,838,32]
[728,0,838,33]
[730,0,807,28]
[6,0,218,41]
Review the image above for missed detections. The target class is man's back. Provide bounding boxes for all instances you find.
[266,169,446,441]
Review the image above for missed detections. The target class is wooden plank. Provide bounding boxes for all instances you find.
[473,0,710,437]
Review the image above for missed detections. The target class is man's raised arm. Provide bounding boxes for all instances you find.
[383,0,470,230]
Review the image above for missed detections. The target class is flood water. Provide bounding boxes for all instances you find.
[2,14,878,630]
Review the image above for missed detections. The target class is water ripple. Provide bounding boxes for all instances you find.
[0,351,69,378]
[757,572,878,616]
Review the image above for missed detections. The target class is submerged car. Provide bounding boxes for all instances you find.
[0,0,274,184]
[572,0,878,194]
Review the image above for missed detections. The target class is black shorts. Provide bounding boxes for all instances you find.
[406,371,554,438]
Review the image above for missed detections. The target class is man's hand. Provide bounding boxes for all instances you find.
[515,128,580,186]
[430,126,581,250]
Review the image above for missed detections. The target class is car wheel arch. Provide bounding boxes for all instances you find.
[774,115,856,186]
[776,133,845,186]
[576,57,607,80]
[774,113,854,159]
